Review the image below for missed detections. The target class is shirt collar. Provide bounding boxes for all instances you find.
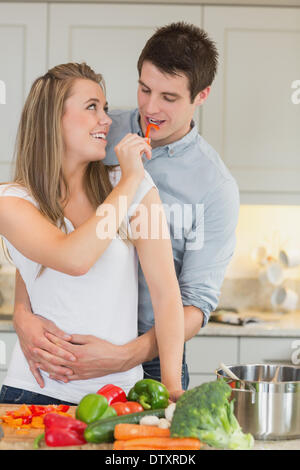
[131,108,198,159]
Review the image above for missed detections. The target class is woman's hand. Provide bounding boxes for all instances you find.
[13,309,76,387]
[114,133,151,182]
[169,390,185,403]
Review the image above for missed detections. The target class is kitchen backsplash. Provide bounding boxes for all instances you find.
[218,278,300,312]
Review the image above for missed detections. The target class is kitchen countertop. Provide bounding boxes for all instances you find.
[197,311,300,337]
[2,311,300,336]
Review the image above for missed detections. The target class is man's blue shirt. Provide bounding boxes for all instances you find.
[104,109,240,334]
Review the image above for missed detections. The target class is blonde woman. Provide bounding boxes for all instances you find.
[0,63,184,405]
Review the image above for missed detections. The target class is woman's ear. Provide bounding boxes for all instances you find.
[194,86,211,106]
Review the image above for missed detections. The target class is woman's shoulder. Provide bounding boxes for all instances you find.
[0,183,38,207]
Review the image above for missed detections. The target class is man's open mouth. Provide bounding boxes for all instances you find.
[146,117,165,127]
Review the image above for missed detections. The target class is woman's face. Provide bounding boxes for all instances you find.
[62,78,112,165]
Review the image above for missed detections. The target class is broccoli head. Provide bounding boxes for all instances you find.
[170,379,254,450]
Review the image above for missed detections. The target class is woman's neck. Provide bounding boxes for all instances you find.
[61,159,87,200]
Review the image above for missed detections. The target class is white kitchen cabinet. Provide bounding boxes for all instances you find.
[0,3,47,183]
[0,332,17,389]
[188,374,216,388]
[202,6,300,205]
[186,336,239,373]
[239,337,296,364]
[48,3,202,113]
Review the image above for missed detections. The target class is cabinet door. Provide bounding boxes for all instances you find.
[0,3,47,182]
[186,336,239,374]
[0,332,17,388]
[239,337,295,364]
[203,6,300,204]
[48,4,202,111]
[188,374,216,389]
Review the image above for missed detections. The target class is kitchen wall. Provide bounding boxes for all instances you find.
[219,205,300,311]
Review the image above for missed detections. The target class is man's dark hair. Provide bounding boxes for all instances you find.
[137,22,218,102]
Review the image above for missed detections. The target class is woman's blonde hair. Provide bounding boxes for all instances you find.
[1,62,129,275]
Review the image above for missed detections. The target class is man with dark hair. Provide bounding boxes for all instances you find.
[13,22,239,390]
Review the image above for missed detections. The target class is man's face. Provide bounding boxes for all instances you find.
[137,61,208,148]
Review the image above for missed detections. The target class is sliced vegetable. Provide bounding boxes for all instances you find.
[145,123,160,139]
[114,423,170,440]
[84,408,166,444]
[0,404,71,430]
[97,384,127,405]
[112,401,144,416]
[113,437,202,450]
[127,379,169,410]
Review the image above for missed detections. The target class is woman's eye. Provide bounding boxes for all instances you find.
[141,88,150,94]
[87,103,97,110]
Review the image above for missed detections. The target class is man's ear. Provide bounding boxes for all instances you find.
[194,86,211,106]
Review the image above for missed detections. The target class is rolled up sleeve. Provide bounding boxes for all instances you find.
[178,178,240,327]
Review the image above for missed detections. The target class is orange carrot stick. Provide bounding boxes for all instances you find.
[145,123,160,139]
[114,423,170,440]
[113,437,202,450]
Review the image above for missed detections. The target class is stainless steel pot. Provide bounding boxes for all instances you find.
[215,364,300,440]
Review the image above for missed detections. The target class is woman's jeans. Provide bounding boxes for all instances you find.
[143,347,190,390]
[0,385,77,406]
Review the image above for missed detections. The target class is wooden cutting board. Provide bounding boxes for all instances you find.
[0,404,113,450]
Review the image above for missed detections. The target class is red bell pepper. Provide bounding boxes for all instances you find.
[35,413,87,448]
[111,401,144,416]
[29,404,70,417]
[97,384,127,405]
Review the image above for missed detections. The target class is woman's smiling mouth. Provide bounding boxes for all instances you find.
[90,132,107,141]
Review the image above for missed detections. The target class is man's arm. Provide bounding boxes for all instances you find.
[118,305,204,369]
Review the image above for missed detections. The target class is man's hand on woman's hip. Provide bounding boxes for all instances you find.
[14,309,132,384]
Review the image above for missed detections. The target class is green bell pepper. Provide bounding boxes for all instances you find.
[127,379,169,410]
[75,393,116,424]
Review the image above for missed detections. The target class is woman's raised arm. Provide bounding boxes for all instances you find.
[0,134,151,276]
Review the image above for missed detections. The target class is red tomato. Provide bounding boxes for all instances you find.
[111,401,144,416]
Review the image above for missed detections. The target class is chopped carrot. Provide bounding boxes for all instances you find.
[114,424,170,440]
[113,437,203,450]
[13,404,32,417]
[0,404,72,430]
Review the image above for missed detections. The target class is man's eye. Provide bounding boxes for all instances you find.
[164,96,176,103]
